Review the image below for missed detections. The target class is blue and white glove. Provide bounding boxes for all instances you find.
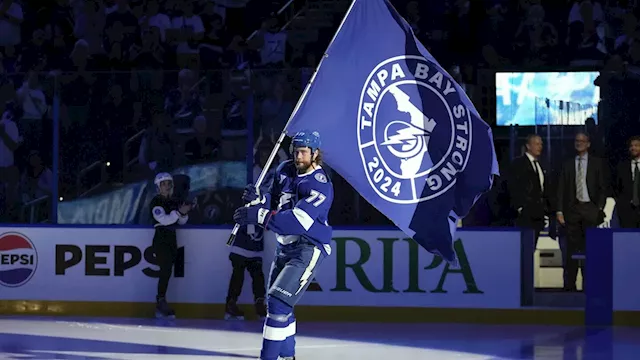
[242,184,267,206]
[233,205,273,227]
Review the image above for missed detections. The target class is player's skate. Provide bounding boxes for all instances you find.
[255,297,267,320]
[278,357,295,360]
[224,300,245,320]
[155,296,176,319]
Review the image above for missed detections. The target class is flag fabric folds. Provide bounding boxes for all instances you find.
[284,0,499,264]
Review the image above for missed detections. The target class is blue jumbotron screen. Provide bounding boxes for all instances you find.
[495,71,600,126]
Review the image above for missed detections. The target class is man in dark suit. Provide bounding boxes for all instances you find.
[614,136,640,228]
[508,134,549,247]
[556,132,608,291]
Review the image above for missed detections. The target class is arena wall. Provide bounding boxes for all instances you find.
[3,226,634,325]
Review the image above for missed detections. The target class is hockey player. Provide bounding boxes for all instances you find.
[233,130,333,360]
[225,143,277,320]
[150,172,191,319]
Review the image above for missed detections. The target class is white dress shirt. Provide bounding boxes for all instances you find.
[525,152,544,191]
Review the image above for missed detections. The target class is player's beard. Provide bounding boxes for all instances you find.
[295,160,315,174]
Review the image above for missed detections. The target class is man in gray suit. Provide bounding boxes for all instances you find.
[556,132,608,291]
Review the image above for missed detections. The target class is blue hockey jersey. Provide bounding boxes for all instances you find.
[230,168,276,260]
[264,160,334,256]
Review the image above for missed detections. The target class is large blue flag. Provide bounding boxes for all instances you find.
[285,0,499,264]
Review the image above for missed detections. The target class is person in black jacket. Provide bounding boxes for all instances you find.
[224,219,267,320]
[224,148,274,320]
[614,136,640,228]
[150,172,191,318]
[507,134,550,247]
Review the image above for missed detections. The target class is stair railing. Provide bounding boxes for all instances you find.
[76,160,107,198]
[246,0,310,42]
[123,129,147,182]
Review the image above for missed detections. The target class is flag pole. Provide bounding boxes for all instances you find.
[227,0,358,246]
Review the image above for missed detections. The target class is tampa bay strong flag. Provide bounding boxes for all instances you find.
[285,0,499,265]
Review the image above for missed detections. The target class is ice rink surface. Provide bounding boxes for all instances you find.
[0,316,637,359]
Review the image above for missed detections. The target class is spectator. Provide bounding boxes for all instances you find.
[47,21,71,70]
[213,0,251,36]
[15,70,48,153]
[38,0,75,46]
[253,15,287,67]
[139,0,172,43]
[164,68,203,130]
[130,0,145,20]
[199,14,227,69]
[567,1,608,65]
[513,4,559,65]
[613,12,637,53]
[169,0,204,68]
[253,138,284,183]
[259,80,292,143]
[200,1,225,29]
[225,35,256,70]
[74,0,106,56]
[2,0,638,231]
[139,111,183,174]
[106,20,132,70]
[17,28,48,72]
[0,103,21,221]
[106,0,139,47]
[568,0,605,25]
[628,31,640,66]
[185,115,219,164]
[0,0,24,48]
[479,3,513,68]
[130,26,166,71]
[20,150,52,202]
[253,131,288,167]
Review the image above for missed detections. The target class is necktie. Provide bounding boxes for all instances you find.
[533,160,542,191]
[577,157,585,201]
[633,161,640,206]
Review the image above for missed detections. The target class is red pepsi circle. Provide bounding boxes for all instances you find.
[0,232,38,287]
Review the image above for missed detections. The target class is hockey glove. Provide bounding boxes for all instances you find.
[233,205,273,227]
[242,184,267,205]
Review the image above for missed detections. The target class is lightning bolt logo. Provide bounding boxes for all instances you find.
[381,124,427,146]
[381,121,429,159]
[295,249,322,295]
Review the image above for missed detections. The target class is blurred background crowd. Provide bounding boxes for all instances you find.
[0,0,638,236]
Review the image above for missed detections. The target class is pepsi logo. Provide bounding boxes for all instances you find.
[0,232,38,287]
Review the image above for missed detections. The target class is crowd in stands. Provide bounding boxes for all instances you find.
[0,0,639,225]
[0,0,303,222]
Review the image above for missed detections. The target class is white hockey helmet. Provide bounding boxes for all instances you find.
[154,172,174,194]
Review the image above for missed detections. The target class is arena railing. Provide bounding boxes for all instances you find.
[123,129,147,183]
[246,0,309,43]
[20,195,50,224]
